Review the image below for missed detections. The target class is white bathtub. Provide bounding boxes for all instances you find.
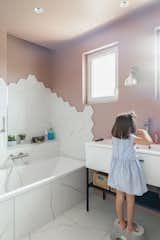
[1,155,84,196]
[0,141,86,240]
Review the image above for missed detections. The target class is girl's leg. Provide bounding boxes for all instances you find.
[116,190,126,230]
[126,194,135,232]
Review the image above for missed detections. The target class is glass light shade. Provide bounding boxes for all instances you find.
[124,73,137,86]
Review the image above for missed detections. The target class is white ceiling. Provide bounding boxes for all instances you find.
[0,0,156,49]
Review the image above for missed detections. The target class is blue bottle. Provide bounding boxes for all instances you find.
[48,128,55,140]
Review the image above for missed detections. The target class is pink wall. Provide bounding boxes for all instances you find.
[7,35,53,87]
[0,30,7,79]
[52,4,160,138]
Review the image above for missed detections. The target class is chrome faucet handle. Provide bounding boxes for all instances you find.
[19,152,29,158]
[9,152,29,161]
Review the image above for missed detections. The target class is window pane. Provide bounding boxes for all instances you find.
[90,52,116,98]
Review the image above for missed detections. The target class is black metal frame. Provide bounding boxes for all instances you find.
[86,168,160,212]
[86,168,115,212]
[86,168,89,212]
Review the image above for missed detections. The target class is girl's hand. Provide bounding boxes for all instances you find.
[136,129,146,137]
[135,129,153,145]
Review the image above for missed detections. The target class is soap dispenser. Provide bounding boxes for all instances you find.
[48,128,55,140]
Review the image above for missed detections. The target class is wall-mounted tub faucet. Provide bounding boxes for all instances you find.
[9,152,29,164]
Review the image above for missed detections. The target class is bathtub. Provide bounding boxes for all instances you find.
[0,141,86,240]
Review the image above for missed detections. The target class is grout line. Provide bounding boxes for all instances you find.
[49,183,56,221]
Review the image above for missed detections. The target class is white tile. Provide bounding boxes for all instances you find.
[101,234,112,240]
[20,194,160,240]
[51,92,94,159]
[8,75,94,160]
[51,169,85,217]
[57,168,86,193]
[0,199,14,240]
[15,184,53,240]
[64,194,115,232]
[8,75,52,140]
[32,224,106,240]
[64,205,114,233]
[19,236,30,240]
[52,214,75,227]
[33,214,75,235]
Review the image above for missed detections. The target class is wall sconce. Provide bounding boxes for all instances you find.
[124,66,139,87]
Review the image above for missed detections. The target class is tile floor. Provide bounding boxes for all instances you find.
[22,193,160,240]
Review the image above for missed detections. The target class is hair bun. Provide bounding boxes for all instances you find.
[129,111,136,119]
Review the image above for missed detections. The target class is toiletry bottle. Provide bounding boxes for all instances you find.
[48,128,55,140]
[154,131,159,144]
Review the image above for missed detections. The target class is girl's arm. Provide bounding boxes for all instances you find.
[134,129,153,145]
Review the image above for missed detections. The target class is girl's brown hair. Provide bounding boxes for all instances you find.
[111,112,136,139]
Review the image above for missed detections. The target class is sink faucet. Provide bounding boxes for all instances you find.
[144,118,153,148]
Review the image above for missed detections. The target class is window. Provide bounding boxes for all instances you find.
[83,42,119,104]
[155,27,160,100]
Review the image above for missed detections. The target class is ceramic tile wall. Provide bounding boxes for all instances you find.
[8,75,52,140]
[0,167,85,240]
[15,184,53,240]
[8,75,94,160]
[0,199,14,240]
[51,168,86,217]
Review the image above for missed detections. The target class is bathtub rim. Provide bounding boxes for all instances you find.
[0,156,85,203]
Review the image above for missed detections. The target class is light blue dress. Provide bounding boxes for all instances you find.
[108,135,147,196]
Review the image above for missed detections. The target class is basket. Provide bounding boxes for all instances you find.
[93,172,110,190]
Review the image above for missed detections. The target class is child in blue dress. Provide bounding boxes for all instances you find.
[108,112,153,233]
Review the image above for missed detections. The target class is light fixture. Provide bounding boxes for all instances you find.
[34,7,44,14]
[120,0,129,8]
[124,66,138,87]
[124,73,137,86]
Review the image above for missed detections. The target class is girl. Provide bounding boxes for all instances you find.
[108,112,153,233]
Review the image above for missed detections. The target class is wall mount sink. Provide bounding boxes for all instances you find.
[88,139,160,156]
[85,139,160,188]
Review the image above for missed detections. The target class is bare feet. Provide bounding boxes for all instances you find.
[127,222,138,233]
[118,220,127,231]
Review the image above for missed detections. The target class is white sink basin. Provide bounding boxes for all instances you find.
[85,139,160,188]
[136,143,160,153]
[89,139,160,156]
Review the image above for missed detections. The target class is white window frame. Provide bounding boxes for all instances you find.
[82,42,119,104]
[155,27,160,100]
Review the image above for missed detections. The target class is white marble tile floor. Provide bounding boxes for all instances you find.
[21,193,160,240]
